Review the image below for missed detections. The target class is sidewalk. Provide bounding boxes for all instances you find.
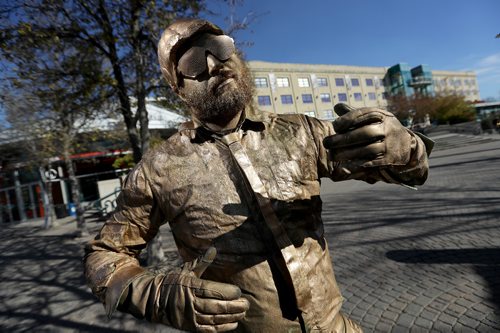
[321,140,500,332]
[1,140,499,332]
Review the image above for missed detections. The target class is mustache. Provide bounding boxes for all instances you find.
[209,71,236,92]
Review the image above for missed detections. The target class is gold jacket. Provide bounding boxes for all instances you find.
[84,110,430,332]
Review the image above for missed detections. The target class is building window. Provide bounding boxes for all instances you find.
[320,93,331,103]
[258,95,272,106]
[335,78,344,87]
[382,92,388,100]
[317,77,328,87]
[298,77,310,87]
[254,77,268,88]
[324,110,334,120]
[338,93,347,102]
[351,78,360,87]
[455,79,462,86]
[281,95,293,104]
[365,78,373,86]
[354,93,362,101]
[302,94,313,103]
[304,111,316,117]
[277,77,290,87]
[368,92,376,100]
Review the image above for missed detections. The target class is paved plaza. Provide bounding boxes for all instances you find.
[0,135,499,332]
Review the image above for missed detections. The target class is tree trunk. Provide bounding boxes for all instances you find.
[39,166,56,229]
[99,1,143,163]
[62,145,88,237]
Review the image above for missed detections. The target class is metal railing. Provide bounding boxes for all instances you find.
[83,187,122,220]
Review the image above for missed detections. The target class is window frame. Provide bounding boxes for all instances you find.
[317,77,328,87]
[254,77,268,88]
[323,109,334,120]
[302,94,313,104]
[281,94,294,104]
[257,95,272,106]
[320,93,331,103]
[298,77,310,88]
[276,77,290,88]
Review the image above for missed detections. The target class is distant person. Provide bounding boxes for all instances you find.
[84,19,433,332]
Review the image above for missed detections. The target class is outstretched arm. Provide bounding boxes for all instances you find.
[314,103,433,186]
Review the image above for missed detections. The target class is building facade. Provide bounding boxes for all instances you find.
[248,61,480,120]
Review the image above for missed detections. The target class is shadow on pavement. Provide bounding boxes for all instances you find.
[386,248,500,313]
[0,222,176,332]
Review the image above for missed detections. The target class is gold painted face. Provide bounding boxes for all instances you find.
[176,35,253,125]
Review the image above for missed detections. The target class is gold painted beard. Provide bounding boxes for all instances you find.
[182,62,254,125]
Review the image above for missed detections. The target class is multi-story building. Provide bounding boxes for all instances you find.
[248,61,480,120]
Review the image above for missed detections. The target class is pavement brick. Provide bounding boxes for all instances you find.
[477,323,496,333]
[458,315,481,329]
[366,306,384,318]
[428,300,448,312]
[420,309,440,321]
[432,322,453,333]
[413,295,433,307]
[362,313,378,326]
[391,325,408,333]
[438,312,458,326]
[363,295,377,305]
[356,301,370,310]
[403,303,423,315]
[465,309,488,321]
[374,320,393,332]
[411,326,430,333]
[455,297,475,308]
[453,323,473,333]
[444,303,467,316]
[395,313,415,327]
[414,317,433,330]
[381,310,399,322]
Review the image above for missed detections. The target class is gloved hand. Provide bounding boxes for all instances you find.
[159,247,249,332]
[323,103,413,178]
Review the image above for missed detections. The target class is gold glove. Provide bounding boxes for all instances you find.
[323,103,413,178]
[118,247,249,332]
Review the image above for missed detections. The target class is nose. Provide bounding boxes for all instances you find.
[207,53,223,76]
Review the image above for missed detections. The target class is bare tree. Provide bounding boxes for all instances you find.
[1,0,206,163]
[1,28,112,235]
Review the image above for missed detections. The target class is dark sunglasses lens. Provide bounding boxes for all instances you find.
[178,46,207,78]
[206,36,235,61]
[178,35,235,78]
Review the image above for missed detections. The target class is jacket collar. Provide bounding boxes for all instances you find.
[179,105,268,139]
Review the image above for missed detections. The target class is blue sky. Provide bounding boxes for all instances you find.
[207,0,500,100]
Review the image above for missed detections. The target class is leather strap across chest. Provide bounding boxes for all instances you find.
[219,131,312,311]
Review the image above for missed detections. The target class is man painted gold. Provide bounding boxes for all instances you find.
[84,19,432,333]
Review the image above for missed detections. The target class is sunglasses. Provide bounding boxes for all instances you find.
[177,34,235,79]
